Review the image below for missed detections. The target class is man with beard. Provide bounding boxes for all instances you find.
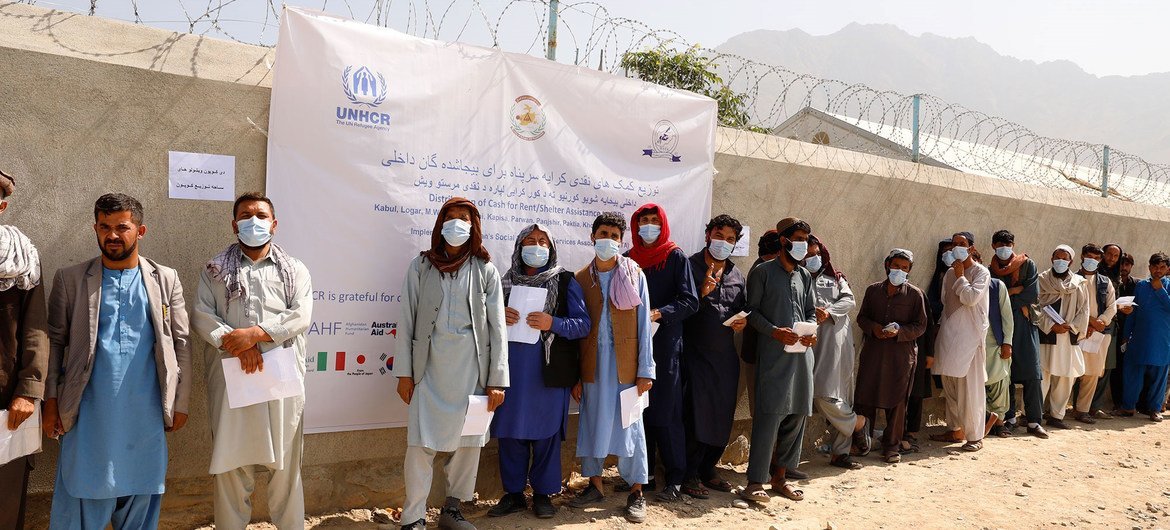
[44,193,191,529]
[193,192,314,529]
[1116,253,1170,422]
[1036,245,1090,430]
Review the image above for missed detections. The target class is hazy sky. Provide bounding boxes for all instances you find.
[26,0,1170,77]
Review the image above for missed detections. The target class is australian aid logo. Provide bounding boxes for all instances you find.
[308,351,393,377]
[334,65,391,132]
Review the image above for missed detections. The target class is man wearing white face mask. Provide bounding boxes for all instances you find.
[1070,244,1116,424]
[489,224,590,520]
[394,197,508,530]
[1035,245,1091,430]
[193,192,314,529]
[931,232,994,452]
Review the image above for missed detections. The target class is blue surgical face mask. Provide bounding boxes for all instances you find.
[638,224,661,245]
[941,250,956,267]
[708,239,735,261]
[1082,258,1100,272]
[594,238,621,261]
[995,246,1014,261]
[888,269,909,286]
[521,245,550,268]
[236,217,273,247]
[441,219,472,247]
[951,246,970,262]
[1052,259,1071,274]
[804,255,823,273]
[788,240,808,261]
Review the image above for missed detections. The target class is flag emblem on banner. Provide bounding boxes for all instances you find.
[379,353,394,375]
[314,352,371,372]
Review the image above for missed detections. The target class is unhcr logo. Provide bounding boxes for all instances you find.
[335,65,391,131]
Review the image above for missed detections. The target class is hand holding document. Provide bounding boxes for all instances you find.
[0,408,41,466]
[507,286,547,344]
[785,321,818,352]
[221,346,302,409]
[1079,331,1106,354]
[723,310,750,327]
[1116,296,1137,307]
[620,386,650,429]
[460,395,495,436]
[1042,305,1066,326]
[650,321,661,336]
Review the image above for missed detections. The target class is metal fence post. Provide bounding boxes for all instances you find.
[545,0,559,61]
[1101,144,1110,197]
[911,94,921,163]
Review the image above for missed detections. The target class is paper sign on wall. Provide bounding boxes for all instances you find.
[169,151,235,201]
[732,225,751,257]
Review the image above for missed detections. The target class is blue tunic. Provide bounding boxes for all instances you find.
[1123,279,1170,367]
[59,267,165,499]
[576,268,655,459]
[491,277,591,440]
[629,248,698,427]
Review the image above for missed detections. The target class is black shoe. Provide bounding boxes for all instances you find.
[785,468,809,480]
[532,494,556,519]
[1045,417,1071,430]
[625,492,647,523]
[401,519,426,530]
[438,503,476,530]
[616,477,654,492]
[654,485,682,503]
[1027,425,1050,439]
[487,493,527,517]
[568,484,604,508]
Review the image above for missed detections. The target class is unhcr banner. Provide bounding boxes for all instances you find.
[266,7,716,433]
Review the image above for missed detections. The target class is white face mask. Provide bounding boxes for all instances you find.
[1082,258,1100,272]
[995,246,1014,261]
[521,245,550,268]
[594,239,621,261]
[787,240,808,261]
[1052,259,1071,274]
[237,217,273,247]
[888,269,909,286]
[638,224,661,245]
[441,219,472,247]
[708,239,735,261]
[804,255,823,273]
[951,246,970,262]
[941,250,956,267]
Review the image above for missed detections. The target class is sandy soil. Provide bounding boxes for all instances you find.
[202,416,1170,529]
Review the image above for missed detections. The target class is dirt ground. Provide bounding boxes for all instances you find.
[206,416,1170,529]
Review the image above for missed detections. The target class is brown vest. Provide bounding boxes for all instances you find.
[576,264,640,384]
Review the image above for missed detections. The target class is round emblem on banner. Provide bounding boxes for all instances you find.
[510,95,547,141]
[652,120,678,154]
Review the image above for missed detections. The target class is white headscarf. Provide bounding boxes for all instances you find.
[0,225,41,291]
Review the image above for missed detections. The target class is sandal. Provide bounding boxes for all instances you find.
[884,452,901,463]
[899,439,920,454]
[961,440,983,452]
[929,432,964,443]
[1151,412,1164,422]
[829,455,862,470]
[703,478,734,493]
[681,480,709,500]
[774,483,804,501]
[738,484,769,504]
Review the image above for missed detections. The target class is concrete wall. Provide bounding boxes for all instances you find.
[1,3,1166,527]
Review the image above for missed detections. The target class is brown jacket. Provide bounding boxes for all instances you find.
[576,265,640,384]
[0,282,49,409]
[47,257,191,431]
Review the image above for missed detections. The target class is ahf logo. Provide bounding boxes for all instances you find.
[342,66,387,108]
[509,95,547,141]
[643,119,682,162]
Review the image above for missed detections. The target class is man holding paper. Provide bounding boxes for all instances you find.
[1070,244,1116,424]
[0,170,49,530]
[44,194,191,529]
[740,218,817,503]
[680,215,747,498]
[1035,244,1090,430]
[193,192,313,529]
[1116,253,1170,421]
[568,212,655,524]
[393,197,507,530]
[931,232,993,452]
[488,224,590,520]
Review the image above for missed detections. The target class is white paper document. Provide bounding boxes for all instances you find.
[731,226,751,257]
[1042,305,1066,326]
[785,320,819,353]
[0,408,41,466]
[507,286,548,344]
[650,321,661,336]
[168,151,236,201]
[620,386,650,429]
[722,311,750,327]
[222,347,303,409]
[1079,332,1106,354]
[460,395,495,437]
[1116,296,1137,307]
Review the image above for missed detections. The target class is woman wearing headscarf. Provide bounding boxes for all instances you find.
[487,224,590,519]
[620,203,698,502]
[394,197,508,530]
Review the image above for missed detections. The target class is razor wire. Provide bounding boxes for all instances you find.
[18,0,1170,208]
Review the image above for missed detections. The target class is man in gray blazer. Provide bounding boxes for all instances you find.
[42,193,190,530]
